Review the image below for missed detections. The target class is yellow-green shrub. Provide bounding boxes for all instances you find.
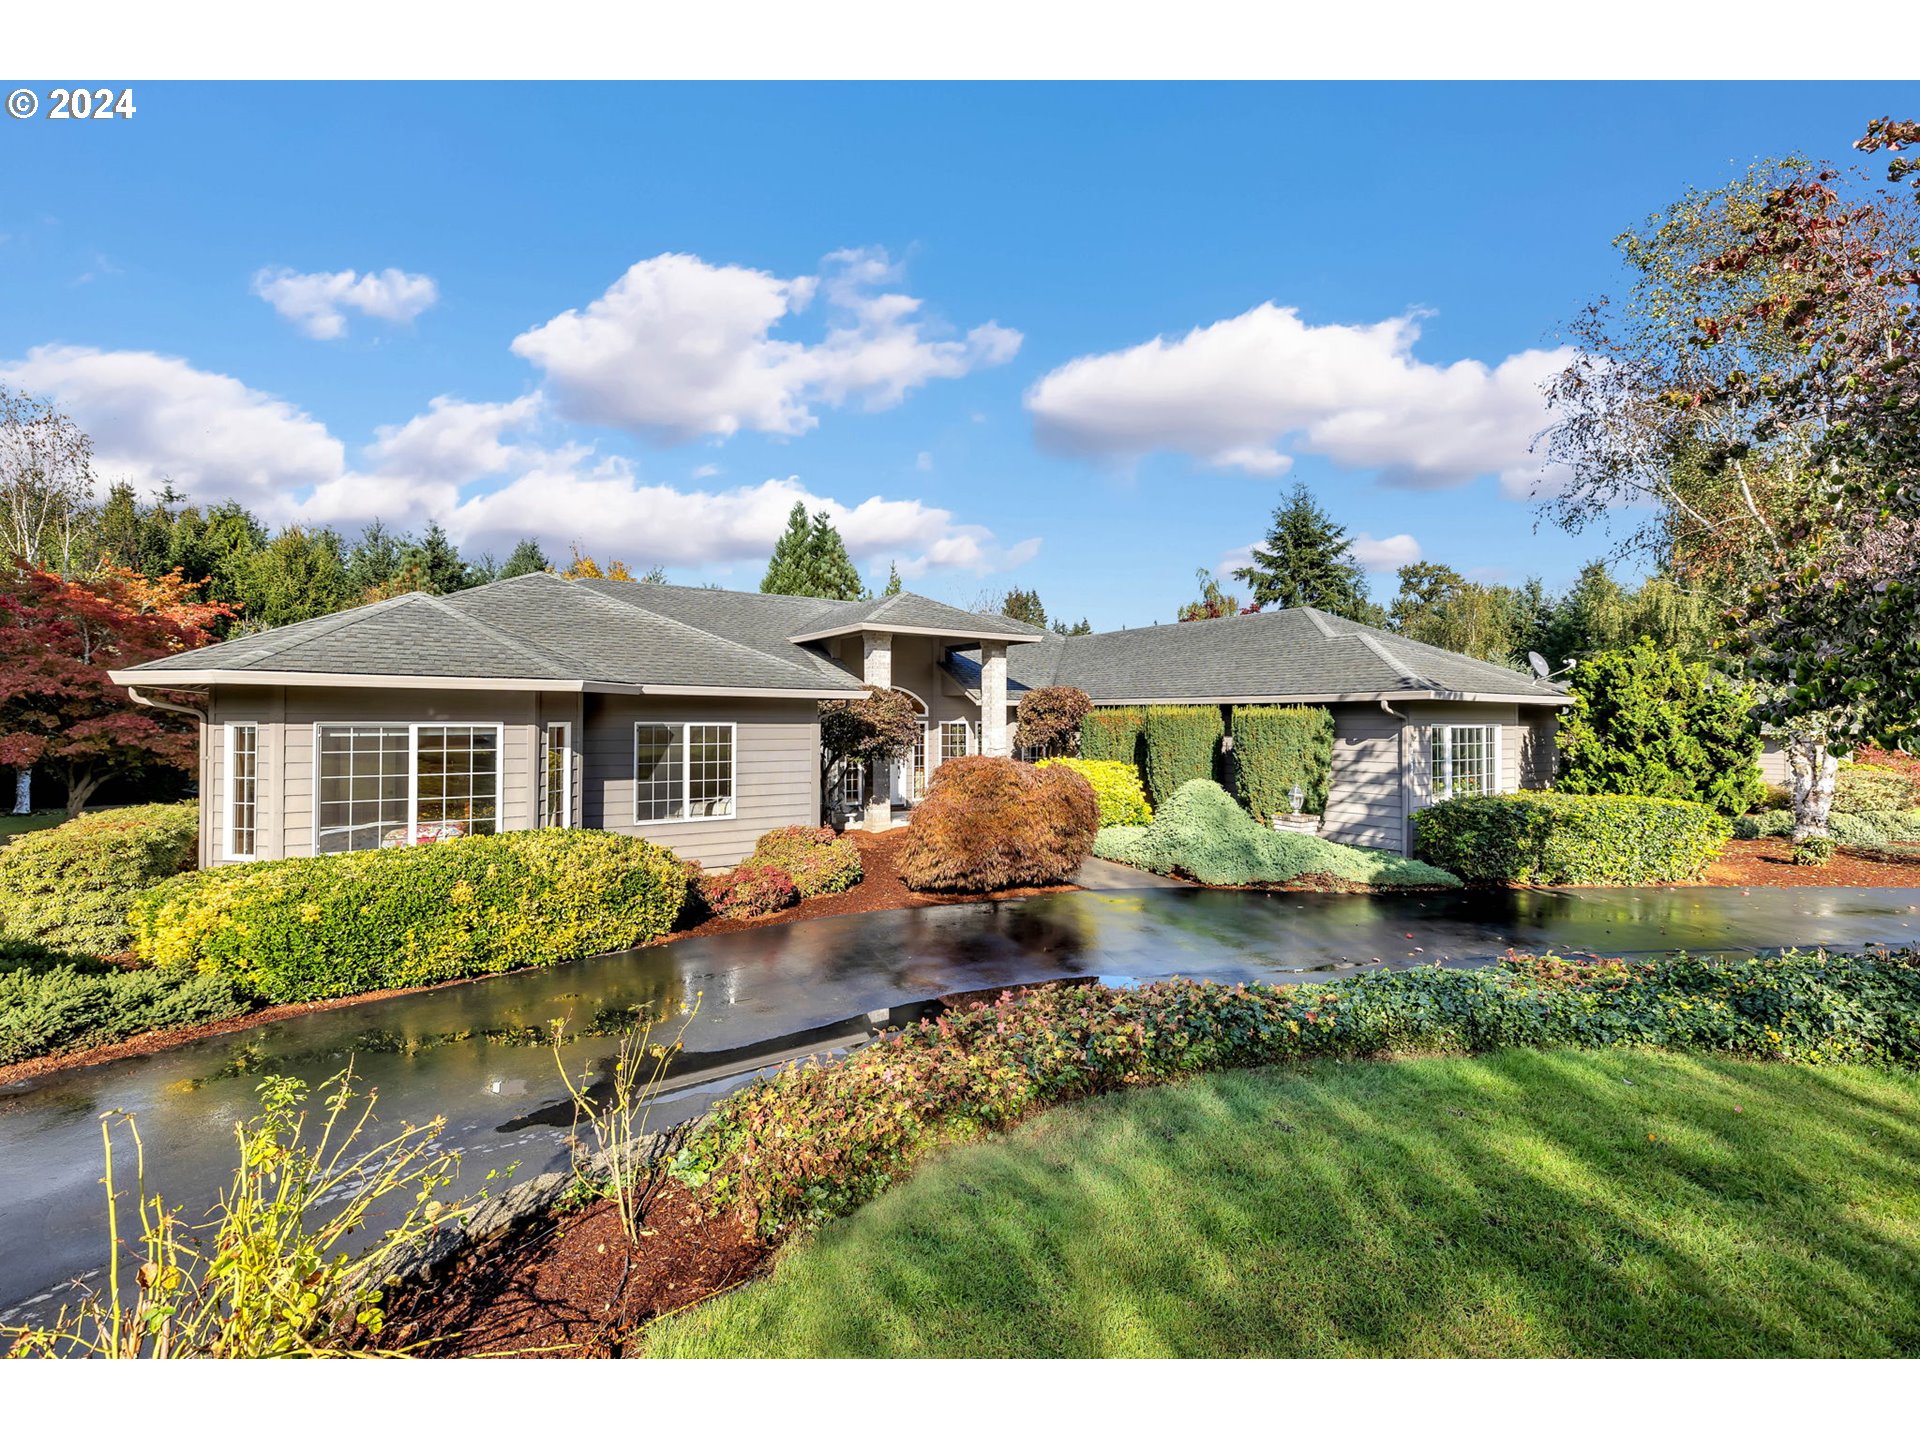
[1035,758,1151,826]
[1080,708,1145,765]
[129,829,688,1004]
[0,803,198,956]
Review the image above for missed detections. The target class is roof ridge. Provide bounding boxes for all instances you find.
[556,577,851,686]
[217,592,428,667]
[422,591,579,677]
[1351,632,1433,688]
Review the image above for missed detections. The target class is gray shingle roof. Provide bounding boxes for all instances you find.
[120,577,1564,706]
[948,607,1566,704]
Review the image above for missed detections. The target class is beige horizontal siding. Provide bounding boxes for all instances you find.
[583,694,821,867]
[1322,703,1407,852]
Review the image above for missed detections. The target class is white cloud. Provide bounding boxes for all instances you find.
[0,345,345,513]
[252,266,439,339]
[511,248,1021,443]
[363,393,543,484]
[1350,531,1422,572]
[1026,303,1571,494]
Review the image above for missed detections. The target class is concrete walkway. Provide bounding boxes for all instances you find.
[1073,856,1194,890]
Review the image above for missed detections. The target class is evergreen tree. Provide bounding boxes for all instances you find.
[761,502,816,596]
[882,562,903,596]
[346,520,409,595]
[497,538,551,579]
[761,503,866,600]
[403,522,472,595]
[231,526,355,628]
[806,509,866,601]
[1052,616,1093,636]
[999,586,1049,628]
[1232,483,1372,619]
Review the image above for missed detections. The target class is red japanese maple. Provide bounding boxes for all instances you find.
[0,563,232,814]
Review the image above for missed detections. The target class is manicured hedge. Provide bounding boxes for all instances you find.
[898,756,1098,893]
[1080,707,1145,765]
[130,829,689,1004]
[1139,705,1224,810]
[1034,758,1151,827]
[1229,705,1334,821]
[675,949,1920,1237]
[1094,779,1457,889]
[0,803,199,956]
[0,939,248,1066]
[1415,791,1731,885]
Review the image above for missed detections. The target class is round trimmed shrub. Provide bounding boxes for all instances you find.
[1414,791,1731,885]
[1835,763,1920,815]
[0,803,199,956]
[129,828,688,1004]
[747,826,862,897]
[1792,836,1838,867]
[701,860,801,919]
[898,756,1098,893]
[1034,758,1151,826]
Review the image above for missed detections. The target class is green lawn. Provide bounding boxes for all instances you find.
[646,1051,1920,1357]
[0,812,63,846]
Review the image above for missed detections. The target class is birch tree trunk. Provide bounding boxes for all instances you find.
[10,767,28,816]
[1785,721,1839,842]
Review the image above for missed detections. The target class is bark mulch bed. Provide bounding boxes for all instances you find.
[1700,837,1920,889]
[381,1180,769,1358]
[661,826,1079,941]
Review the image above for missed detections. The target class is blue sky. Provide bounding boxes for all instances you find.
[0,81,1905,627]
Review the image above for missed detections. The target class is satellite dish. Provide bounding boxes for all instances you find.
[1527,651,1551,679]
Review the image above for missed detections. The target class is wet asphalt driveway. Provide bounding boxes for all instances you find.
[3,881,1918,1322]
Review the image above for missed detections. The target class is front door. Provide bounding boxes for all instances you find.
[890,723,929,807]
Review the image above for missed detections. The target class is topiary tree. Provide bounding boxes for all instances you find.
[897,756,1097,892]
[1015,686,1092,758]
[819,686,921,827]
[1555,639,1764,817]
[1229,705,1334,821]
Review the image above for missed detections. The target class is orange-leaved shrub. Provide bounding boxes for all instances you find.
[897,755,1097,892]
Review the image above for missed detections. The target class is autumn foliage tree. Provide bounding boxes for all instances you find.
[819,685,922,824]
[1014,686,1092,758]
[0,564,231,815]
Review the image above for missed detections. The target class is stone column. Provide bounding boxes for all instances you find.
[862,631,894,829]
[980,641,1009,757]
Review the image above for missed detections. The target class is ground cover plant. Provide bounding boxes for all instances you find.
[1034,758,1151,826]
[130,828,688,1004]
[897,756,1097,892]
[648,1050,1920,1357]
[1415,791,1730,885]
[670,947,1920,1243]
[0,802,198,955]
[1094,779,1457,889]
[0,938,247,1066]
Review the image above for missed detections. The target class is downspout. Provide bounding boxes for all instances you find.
[1380,699,1412,857]
[125,685,210,723]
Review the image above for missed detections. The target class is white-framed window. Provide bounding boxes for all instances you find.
[225,722,259,860]
[829,756,864,812]
[937,719,971,769]
[540,722,571,828]
[314,723,502,853]
[1430,724,1499,802]
[634,721,735,823]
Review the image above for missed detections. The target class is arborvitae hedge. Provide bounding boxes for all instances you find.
[1229,705,1335,821]
[1139,706,1225,809]
[1080,707,1145,765]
